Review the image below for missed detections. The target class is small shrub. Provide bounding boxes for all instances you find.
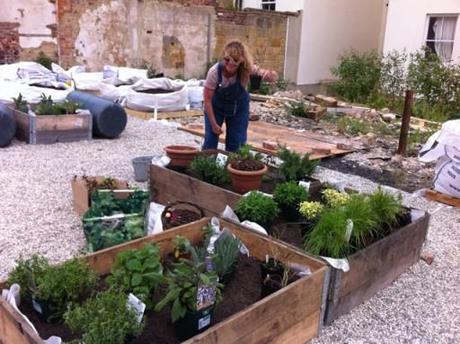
[322,189,350,208]
[299,201,324,221]
[107,244,163,309]
[277,145,318,182]
[12,93,28,113]
[273,182,309,216]
[7,255,49,299]
[235,191,279,226]
[189,155,230,186]
[64,289,143,344]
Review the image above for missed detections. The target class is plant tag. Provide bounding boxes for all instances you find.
[216,153,228,167]
[127,293,146,324]
[299,181,311,191]
[196,284,216,311]
[32,299,43,314]
[344,219,353,243]
[198,314,211,330]
[243,190,273,198]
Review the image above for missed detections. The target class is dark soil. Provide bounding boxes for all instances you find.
[320,156,432,192]
[162,208,202,229]
[137,88,176,94]
[230,159,265,172]
[19,255,281,343]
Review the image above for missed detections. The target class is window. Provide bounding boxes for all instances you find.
[234,0,243,10]
[261,0,276,11]
[426,15,458,62]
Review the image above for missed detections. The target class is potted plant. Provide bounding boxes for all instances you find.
[277,145,319,182]
[298,201,324,235]
[227,144,268,193]
[173,235,193,260]
[8,255,98,323]
[155,248,223,341]
[273,181,309,221]
[189,154,230,186]
[213,233,241,285]
[64,289,143,344]
[235,191,279,230]
[107,244,163,309]
[164,145,199,169]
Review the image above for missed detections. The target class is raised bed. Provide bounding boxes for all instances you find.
[12,108,92,144]
[150,163,322,217]
[0,218,328,344]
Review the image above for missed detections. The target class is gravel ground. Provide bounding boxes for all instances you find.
[1,116,459,343]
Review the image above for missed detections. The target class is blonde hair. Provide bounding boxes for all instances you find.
[222,39,253,85]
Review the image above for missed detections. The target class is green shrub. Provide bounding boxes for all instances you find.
[330,50,381,103]
[342,194,378,248]
[235,191,279,226]
[12,93,28,113]
[368,187,403,230]
[64,289,143,344]
[189,155,230,186]
[7,255,49,299]
[107,244,163,309]
[35,94,81,116]
[277,146,318,182]
[299,201,324,221]
[286,101,307,117]
[273,182,309,213]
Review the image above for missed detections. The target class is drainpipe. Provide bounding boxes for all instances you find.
[207,13,212,68]
[283,16,289,79]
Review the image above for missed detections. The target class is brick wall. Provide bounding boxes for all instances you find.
[0,22,20,64]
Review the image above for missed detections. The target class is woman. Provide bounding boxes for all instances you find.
[202,40,278,152]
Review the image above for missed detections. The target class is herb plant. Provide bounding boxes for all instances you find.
[107,244,163,309]
[64,289,143,344]
[155,248,222,322]
[34,94,81,116]
[173,235,192,259]
[235,191,279,227]
[277,146,319,182]
[368,187,403,229]
[213,234,241,280]
[299,201,324,221]
[12,93,28,113]
[7,254,49,299]
[189,155,230,186]
[273,182,309,219]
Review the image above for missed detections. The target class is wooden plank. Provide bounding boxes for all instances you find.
[324,212,430,324]
[425,189,460,207]
[180,121,353,160]
[150,164,242,216]
[125,108,202,120]
[0,300,42,344]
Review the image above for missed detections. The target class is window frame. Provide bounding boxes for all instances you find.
[424,14,458,61]
[261,0,276,11]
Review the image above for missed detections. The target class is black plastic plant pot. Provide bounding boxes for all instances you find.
[174,306,214,341]
[31,297,59,323]
[281,205,301,222]
[260,258,285,281]
[250,74,262,91]
[219,263,238,286]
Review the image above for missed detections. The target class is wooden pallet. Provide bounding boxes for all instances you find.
[180,121,353,160]
[125,108,202,120]
[425,189,460,207]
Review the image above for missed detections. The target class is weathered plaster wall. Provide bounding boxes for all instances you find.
[0,0,57,62]
[57,0,289,78]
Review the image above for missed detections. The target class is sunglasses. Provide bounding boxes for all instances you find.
[224,56,241,66]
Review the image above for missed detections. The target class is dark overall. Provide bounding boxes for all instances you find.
[203,63,250,152]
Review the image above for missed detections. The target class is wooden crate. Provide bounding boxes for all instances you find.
[12,108,92,144]
[150,163,322,216]
[323,210,430,325]
[0,218,328,344]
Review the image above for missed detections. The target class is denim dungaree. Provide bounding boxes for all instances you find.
[203,62,250,152]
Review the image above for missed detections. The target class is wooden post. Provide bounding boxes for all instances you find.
[397,90,414,156]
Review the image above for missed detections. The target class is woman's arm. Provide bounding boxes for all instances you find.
[253,65,278,83]
[204,87,222,135]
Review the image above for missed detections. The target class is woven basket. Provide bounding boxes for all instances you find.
[161,201,204,230]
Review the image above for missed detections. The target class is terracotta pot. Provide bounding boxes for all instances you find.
[164,145,199,168]
[227,163,268,194]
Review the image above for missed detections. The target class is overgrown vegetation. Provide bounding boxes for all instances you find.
[331,48,460,121]
[35,51,54,70]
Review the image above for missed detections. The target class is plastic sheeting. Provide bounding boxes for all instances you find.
[419,119,460,198]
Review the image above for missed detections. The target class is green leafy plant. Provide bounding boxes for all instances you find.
[12,93,28,113]
[368,187,403,230]
[173,235,192,259]
[322,189,350,208]
[277,146,319,182]
[34,94,81,116]
[213,234,241,280]
[35,51,54,70]
[235,191,279,227]
[155,248,222,322]
[84,190,149,219]
[228,144,262,163]
[286,101,307,117]
[107,244,163,309]
[64,289,143,344]
[273,182,309,219]
[299,201,324,221]
[189,155,230,186]
[7,255,49,299]
[336,117,371,136]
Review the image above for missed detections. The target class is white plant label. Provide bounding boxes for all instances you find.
[299,181,311,192]
[32,299,43,314]
[216,153,228,167]
[243,190,273,198]
[127,293,146,324]
[198,314,211,330]
[344,219,353,243]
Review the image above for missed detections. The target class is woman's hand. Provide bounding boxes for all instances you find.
[262,70,278,83]
[211,122,223,135]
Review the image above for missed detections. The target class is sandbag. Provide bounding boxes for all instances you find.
[67,91,127,139]
[0,103,16,147]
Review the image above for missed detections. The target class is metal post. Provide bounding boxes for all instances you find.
[397,90,413,156]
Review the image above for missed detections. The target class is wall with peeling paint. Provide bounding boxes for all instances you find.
[0,0,57,61]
